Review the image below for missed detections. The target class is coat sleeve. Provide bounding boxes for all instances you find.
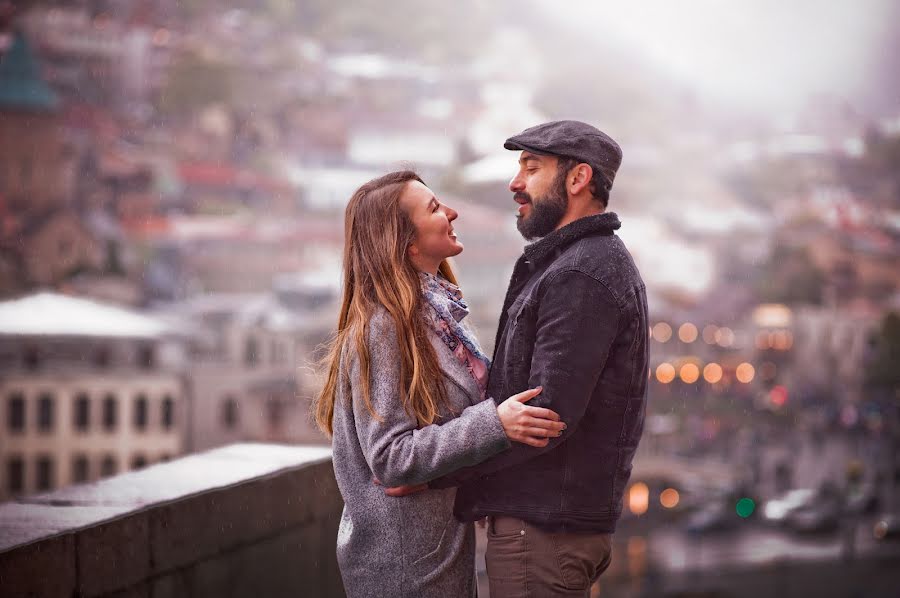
[349,311,510,488]
[430,270,619,488]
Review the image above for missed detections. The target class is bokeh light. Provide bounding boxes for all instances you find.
[715,326,735,347]
[736,498,755,518]
[735,362,755,383]
[702,324,718,344]
[656,363,676,383]
[628,482,649,516]
[652,322,672,343]
[678,322,698,343]
[660,488,680,509]
[770,385,788,407]
[679,363,700,384]
[703,362,723,384]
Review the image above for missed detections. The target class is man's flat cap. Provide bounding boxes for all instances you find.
[504,120,622,191]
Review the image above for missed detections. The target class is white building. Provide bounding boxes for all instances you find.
[164,277,336,452]
[0,293,185,501]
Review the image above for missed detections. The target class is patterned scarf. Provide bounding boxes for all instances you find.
[419,272,491,392]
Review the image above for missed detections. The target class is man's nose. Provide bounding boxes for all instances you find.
[509,174,524,193]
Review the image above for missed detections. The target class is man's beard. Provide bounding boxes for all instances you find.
[516,173,567,240]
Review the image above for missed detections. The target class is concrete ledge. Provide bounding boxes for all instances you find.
[0,443,344,598]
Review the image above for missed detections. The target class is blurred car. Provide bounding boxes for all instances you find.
[873,515,900,541]
[685,504,737,534]
[786,502,841,534]
[761,488,816,525]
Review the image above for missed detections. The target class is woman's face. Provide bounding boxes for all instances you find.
[400,180,463,273]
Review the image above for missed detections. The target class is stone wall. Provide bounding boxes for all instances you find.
[0,443,344,597]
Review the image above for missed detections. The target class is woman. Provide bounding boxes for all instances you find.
[314,171,565,597]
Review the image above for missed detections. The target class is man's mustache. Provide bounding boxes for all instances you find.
[514,192,532,204]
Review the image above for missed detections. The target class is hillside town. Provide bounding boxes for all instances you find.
[1,1,899,596]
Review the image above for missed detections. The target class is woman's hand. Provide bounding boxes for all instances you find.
[497,386,565,447]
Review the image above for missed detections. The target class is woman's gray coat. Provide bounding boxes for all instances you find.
[331,308,510,598]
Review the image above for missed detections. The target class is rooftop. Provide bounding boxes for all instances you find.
[0,292,169,339]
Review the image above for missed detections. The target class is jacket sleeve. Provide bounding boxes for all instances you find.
[349,311,510,488]
[430,270,619,488]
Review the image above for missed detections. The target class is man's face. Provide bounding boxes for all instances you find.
[509,151,568,240]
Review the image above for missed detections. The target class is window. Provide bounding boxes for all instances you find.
[221,395,239,430]
[161,395,175,430]
[7,392,25,432]
[102,394,117,432]
[23,344,40,370]
[130,454,147,470]
[36,455,54,492]
[137,344,155,370]
[133,394,148,431]
[72,454,89,483]
[266,399,284,429]
[93,346,111,369]
[74,393,90,431]
[100,455,117,477]
[37,393,55,433]
[245,336,259,367]
[6,456,24,494]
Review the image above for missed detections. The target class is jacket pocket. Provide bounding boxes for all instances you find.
[398,488,457,566]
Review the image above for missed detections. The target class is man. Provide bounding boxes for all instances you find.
[430,120,650,597]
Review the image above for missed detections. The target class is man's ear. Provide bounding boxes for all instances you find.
[569,163,593,196]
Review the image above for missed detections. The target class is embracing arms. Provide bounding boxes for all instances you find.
[349,312,564,488]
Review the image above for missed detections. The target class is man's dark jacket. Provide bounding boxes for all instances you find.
[434,212,649,533]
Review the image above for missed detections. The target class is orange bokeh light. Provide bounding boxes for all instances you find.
[703,362,723,384]
[736,362,755,383]
[652,322,672,343]
[660,488,680,508]
[629,482,649,516]
[678,323,698,343]
[656,363,676,383]
[679,363,700,383]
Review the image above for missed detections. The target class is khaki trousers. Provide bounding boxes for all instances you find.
[485,516,612,598]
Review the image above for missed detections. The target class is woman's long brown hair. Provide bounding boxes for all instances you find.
[313,171,459,436]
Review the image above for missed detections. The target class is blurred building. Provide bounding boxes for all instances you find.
[0,30,99,296]
[0,292,185,501]
[165,278,336,452]
[20,6,174,113]
[0,30,71,213]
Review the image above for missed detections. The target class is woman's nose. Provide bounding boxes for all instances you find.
[446,206,458,221]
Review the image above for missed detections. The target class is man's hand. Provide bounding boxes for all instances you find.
[373,477,428,497]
